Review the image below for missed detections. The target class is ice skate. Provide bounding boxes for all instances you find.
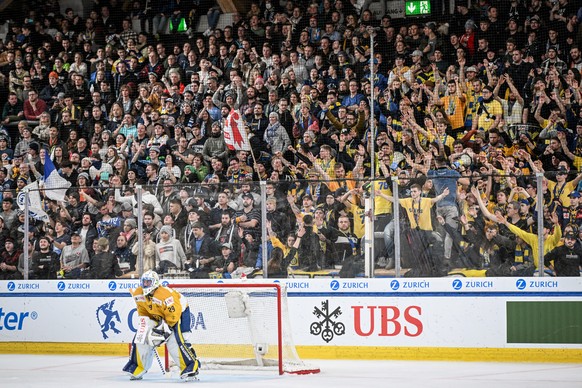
[181,374,199,382]
[128,373,143,381]
[180,359,200,381]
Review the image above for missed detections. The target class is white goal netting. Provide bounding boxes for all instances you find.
[167,283,319,375]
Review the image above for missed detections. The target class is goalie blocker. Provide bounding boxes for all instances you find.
[123,270,200,380]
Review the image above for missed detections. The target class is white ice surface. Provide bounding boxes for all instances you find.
[0,355,580,388]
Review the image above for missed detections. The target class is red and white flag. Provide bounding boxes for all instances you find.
[223,109,251,151]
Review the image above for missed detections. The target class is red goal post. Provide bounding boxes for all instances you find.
[165,282,319,375]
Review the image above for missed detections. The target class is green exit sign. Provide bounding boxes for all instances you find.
[405,1,431,16]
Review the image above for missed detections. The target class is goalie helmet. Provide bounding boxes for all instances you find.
[140,270,160,296]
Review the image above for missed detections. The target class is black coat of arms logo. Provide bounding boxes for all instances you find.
[310,300,345,343]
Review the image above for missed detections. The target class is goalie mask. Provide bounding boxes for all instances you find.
[140,270,160,296]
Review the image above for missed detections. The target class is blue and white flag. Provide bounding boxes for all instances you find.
[43,153,71,201]
[17,181,49,222]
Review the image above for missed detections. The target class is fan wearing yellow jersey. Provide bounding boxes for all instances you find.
[376,184,450,231]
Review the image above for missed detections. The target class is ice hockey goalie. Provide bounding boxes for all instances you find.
[122,270,200,380]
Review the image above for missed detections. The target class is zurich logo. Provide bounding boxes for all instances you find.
[7,282,15,291]
[57,281,66,291]
[108,281,117,291]
[452,279,463,290]
[516,279,526,290]
[161,280,169,287]
[330,280,340,291]
[390,280,400,290]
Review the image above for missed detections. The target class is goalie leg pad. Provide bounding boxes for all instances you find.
[180,358,200,380]
[166,319,199,378]
[179,306,198,358]
[123,341,155,379]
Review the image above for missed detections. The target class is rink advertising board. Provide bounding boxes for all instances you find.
[0,278,581,362]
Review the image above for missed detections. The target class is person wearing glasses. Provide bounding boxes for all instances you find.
[23,89,47,124]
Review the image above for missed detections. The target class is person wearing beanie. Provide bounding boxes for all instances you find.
[460,19,476,56]
[77,172,91,184]
[39,70,65,105]
[181,164,199,184]
[29,236,60,279]
[27,142,41,165]
[201,123,228,166]
[160,224,173,236]
[0,237,22,280]
[155,224,187,273]
[544,232,582,277]
[120,218,138,248]
[264,111,291,156]
[124,218,138,229]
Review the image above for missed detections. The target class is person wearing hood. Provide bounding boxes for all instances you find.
[264,112,291,156]
[155,224,187,273]
[201,121,229,166]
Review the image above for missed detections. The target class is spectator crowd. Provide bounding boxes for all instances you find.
[0,0,582,281]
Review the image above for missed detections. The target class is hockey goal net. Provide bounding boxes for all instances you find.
[165,282,319,375]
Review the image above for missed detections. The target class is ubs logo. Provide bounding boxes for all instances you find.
[310,300,345,343]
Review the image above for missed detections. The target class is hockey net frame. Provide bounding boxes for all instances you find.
[164,282,320,375]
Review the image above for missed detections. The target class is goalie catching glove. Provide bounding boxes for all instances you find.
[149,320,172,346]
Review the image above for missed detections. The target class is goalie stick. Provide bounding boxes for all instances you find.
[154,348,166,376]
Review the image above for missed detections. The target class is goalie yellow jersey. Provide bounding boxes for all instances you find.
[130,286,186,328]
